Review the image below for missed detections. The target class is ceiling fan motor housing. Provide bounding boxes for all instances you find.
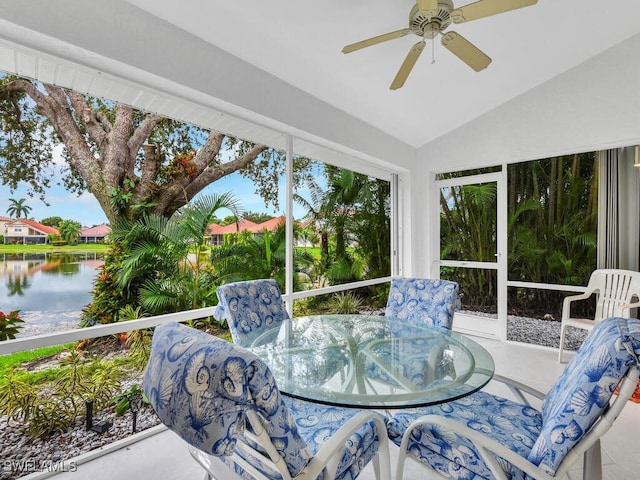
[410,0,453,39]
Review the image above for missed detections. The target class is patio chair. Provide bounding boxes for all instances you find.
[558,268,640,362]
[214,279,289,347]
[386,316,640,480]
[144,321,391,480]
[385,277,459,330]
[357,278,459,393]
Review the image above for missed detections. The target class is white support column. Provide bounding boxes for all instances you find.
[285,136,294,317]
[428,170,440,279]
[497,164,509,341]
[390,173,400,276]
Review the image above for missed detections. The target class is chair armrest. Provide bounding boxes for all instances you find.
[618,300,640,313]
[561,291,595,321]
[307,411,391,480]
[401,414,555,480]
[491,374,546,406]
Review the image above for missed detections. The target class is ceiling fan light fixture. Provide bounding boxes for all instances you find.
[410,1,453,37]
[342,0,538,89]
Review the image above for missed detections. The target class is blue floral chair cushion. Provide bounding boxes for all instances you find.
[214,279,289,347]
[386,317,640,480]
[144,322,385,480]
[528,316,640,475]
[387,391,543,479]
[385,277,459,330]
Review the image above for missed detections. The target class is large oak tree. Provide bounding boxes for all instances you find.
[0,75,269,223]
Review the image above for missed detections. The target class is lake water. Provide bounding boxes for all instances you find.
[0,252,103,337]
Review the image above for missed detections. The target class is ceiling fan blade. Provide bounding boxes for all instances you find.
[451,0,538,23]
[390,41,426,90]
[342,28,411,54]
[441,31,491,72]
[417,0,438,14]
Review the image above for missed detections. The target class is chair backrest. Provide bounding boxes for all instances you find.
[587,269,640,321]
[214,279,289,347]
[143,322,313,477]
[385,277,459,329]
[528,317,640,476]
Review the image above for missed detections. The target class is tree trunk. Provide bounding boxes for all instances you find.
[4,79,268,224]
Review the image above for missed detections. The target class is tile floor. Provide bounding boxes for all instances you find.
[39,336,640,480]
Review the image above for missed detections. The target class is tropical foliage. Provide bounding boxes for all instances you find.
[79,159,393,324]
[0,347,122,437]
[440,153,597,316]
[82,193,242,324]
[296,164,391,293]
[210,222,315,291]
[0,309,23,341]
[57,219,81,245]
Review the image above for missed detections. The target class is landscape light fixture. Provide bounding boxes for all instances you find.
[126,390,144,434]
[85,400,112,433]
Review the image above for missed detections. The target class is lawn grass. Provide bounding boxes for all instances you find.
[0,344,73,384]
[299,246,321,260]
[0,244,110,254]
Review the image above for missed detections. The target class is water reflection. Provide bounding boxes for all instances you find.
[0,252,103,313]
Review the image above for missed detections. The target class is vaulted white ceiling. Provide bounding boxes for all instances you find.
[0,0,639,169]
[123,0,640,148]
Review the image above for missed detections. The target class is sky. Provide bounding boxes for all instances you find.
[2,146,310,226]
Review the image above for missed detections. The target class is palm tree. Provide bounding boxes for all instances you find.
[58,220,81,245]
[210,222,315,292]
[101,193,243,317]
[6,198,31,218]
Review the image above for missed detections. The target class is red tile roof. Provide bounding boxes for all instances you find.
[207,216,291,235]
[80,224,111,237]
[207,219,259,235]
[250,215,286,233]
[7,218,59,235]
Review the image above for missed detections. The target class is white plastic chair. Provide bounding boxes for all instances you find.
[558,268,640,362]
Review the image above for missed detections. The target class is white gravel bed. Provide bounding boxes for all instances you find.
[0,371,160,480]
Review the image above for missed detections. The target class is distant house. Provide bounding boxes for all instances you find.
[2,218,59,244]
[207,219,259,246]
[251,216,286,234]
[207,216,302,246]
[0,216,11,237]
[79,224,111,243]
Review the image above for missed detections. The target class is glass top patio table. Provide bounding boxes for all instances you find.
[247,314,494,409]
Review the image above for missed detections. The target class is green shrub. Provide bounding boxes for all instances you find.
[0,310,24,341]
[0,347,123,437]
[328,291,364,314]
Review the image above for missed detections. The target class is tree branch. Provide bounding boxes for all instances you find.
[4,78,56,119]
[36,85,103,186]
[128,113,163,154]
[157,142,269,216]
[66,90,108,146]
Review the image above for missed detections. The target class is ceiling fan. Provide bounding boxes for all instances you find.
[342,0,538,90]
